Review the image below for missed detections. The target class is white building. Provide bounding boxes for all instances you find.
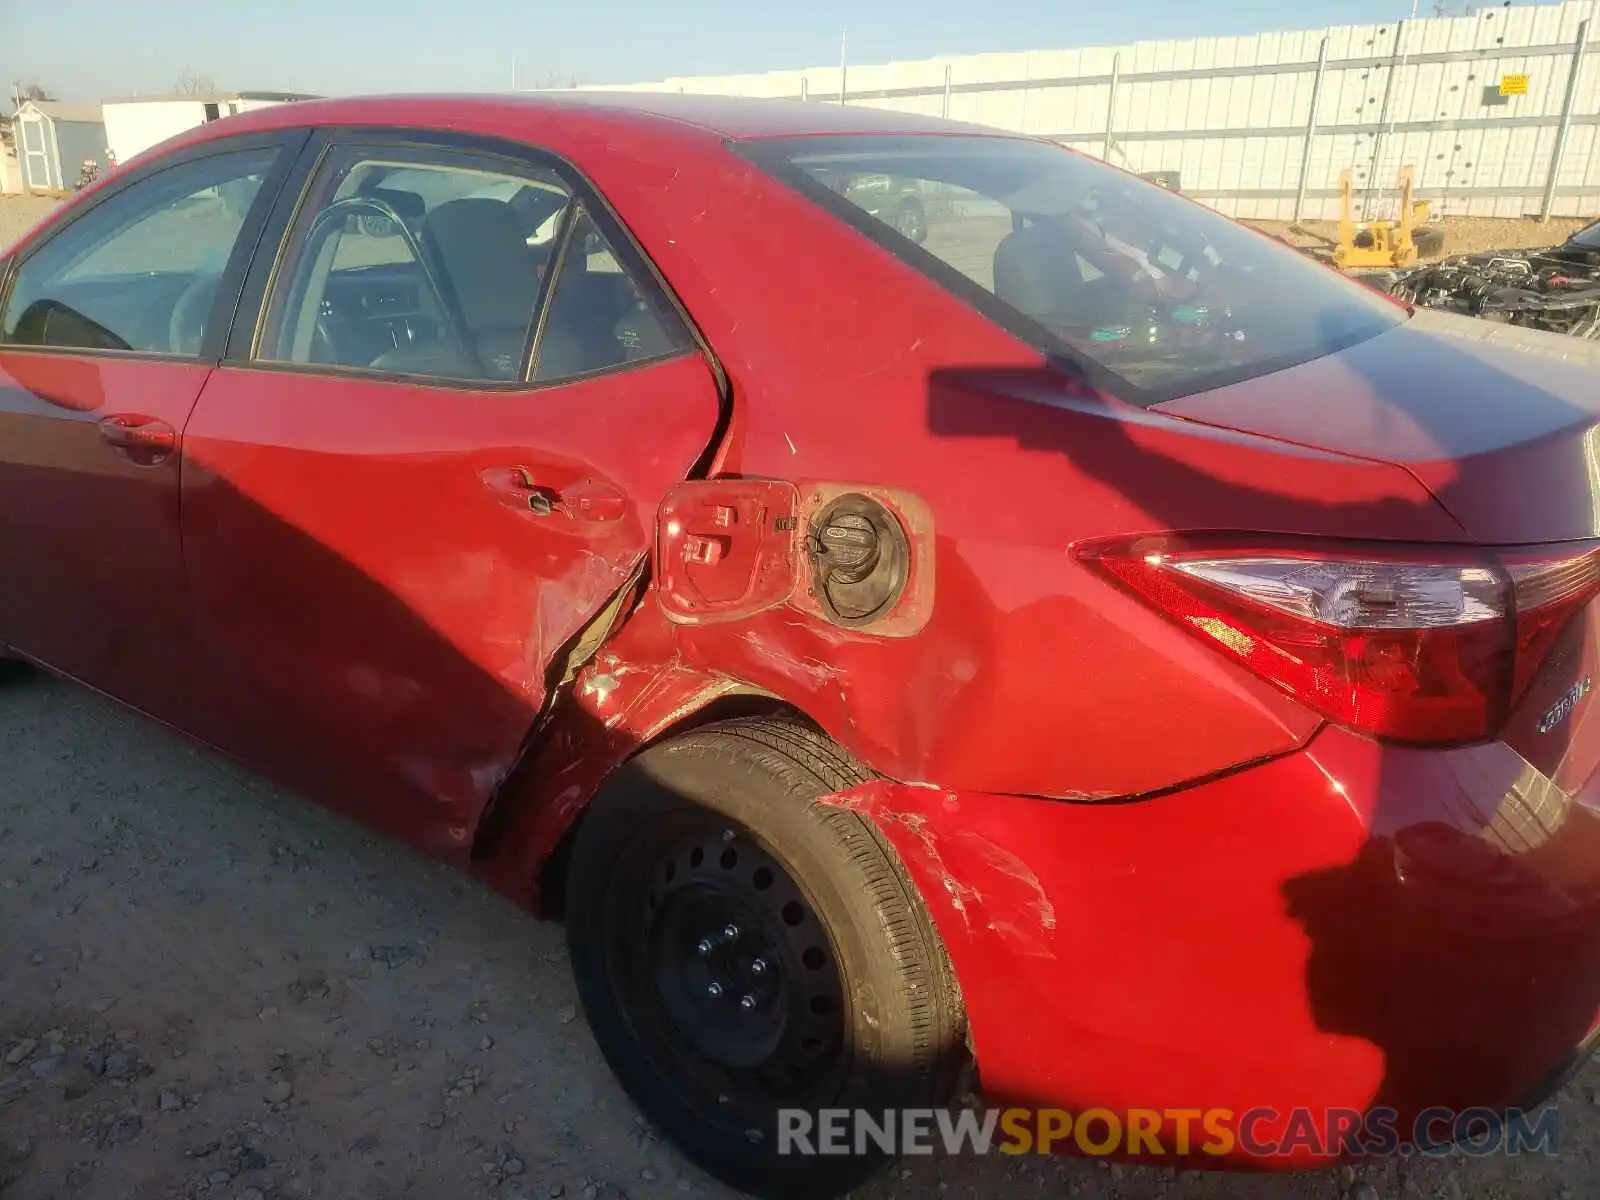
[102,92,316,166]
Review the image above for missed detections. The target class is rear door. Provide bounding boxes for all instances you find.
[182,130,722,853]
[0,132,303,731]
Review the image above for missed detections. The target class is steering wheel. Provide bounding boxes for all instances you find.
[168,275,222,356]
[304,196,482,376]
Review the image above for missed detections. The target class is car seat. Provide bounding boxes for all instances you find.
[993,217,1099,330]
[373,197,541,379]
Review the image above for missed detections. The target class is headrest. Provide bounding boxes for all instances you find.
[421,198,539,330]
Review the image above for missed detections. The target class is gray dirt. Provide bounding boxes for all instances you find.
[0,198,61,253]
[1,674,1596,1199]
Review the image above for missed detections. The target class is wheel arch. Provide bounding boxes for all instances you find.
[512,688,822,918]
[535,690,810,919]
[495,674,974,1078]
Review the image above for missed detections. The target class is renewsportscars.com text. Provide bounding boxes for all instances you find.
[776,1106,1561,1159]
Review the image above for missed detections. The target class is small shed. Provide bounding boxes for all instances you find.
[103,92,317,165]
[11,100,107,192]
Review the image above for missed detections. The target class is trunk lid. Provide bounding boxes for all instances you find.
[1157,308,1600,544]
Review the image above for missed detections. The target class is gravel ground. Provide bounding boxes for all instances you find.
[3,673,1600,1200]
[0,198,62,254]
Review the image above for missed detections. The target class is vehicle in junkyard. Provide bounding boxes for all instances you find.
[815,165,930,242]
[1385,217,1600,337]
[4,94,1600,1199]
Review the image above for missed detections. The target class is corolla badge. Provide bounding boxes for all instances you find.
[1538,677,1594,734]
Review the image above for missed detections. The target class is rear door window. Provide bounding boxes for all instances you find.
[256,144,692,386]
[257,147,574,382]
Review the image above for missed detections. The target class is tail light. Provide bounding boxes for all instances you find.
[1077,537,1600,745]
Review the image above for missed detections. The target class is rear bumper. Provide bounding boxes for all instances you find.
[834,725,1600,1167]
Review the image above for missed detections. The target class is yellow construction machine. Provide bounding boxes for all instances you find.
[1333,167,1435,270]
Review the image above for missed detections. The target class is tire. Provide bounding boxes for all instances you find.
[566,717,965,1200]
[893,199,928,245]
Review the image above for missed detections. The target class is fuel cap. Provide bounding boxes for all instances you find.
[809,495,910,626]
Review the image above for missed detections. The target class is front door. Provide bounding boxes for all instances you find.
[0,136,299,731]
[182,136,722,854]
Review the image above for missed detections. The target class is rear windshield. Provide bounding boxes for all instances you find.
[745,135,1404,405]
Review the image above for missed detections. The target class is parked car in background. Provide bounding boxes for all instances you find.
[1388,216,1600,337]
[3,94,1600,1199]
[814,164,929,242]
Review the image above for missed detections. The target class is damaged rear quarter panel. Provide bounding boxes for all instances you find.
[550,143,1477,801]
[481,133,1461,888]
[828,771,1381,1129]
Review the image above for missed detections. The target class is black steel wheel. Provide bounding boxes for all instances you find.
[632,823,848,1096]
[566,717,965,1200]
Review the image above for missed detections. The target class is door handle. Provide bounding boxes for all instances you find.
[480,466,562,515]
[479,469,628,522]
[98,413,176,463]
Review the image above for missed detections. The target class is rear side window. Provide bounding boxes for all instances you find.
[747,136,1404,404]
[534,211,693,382]
[1,147,277,356]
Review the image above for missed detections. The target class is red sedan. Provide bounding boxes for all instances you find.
[2,93,1599,1197]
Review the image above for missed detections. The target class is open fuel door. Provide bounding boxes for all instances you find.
[657,480,802,623]
[656,479,935,636]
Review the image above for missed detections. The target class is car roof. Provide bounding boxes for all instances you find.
[180,91,1009,146]
[508,92,1002,139]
